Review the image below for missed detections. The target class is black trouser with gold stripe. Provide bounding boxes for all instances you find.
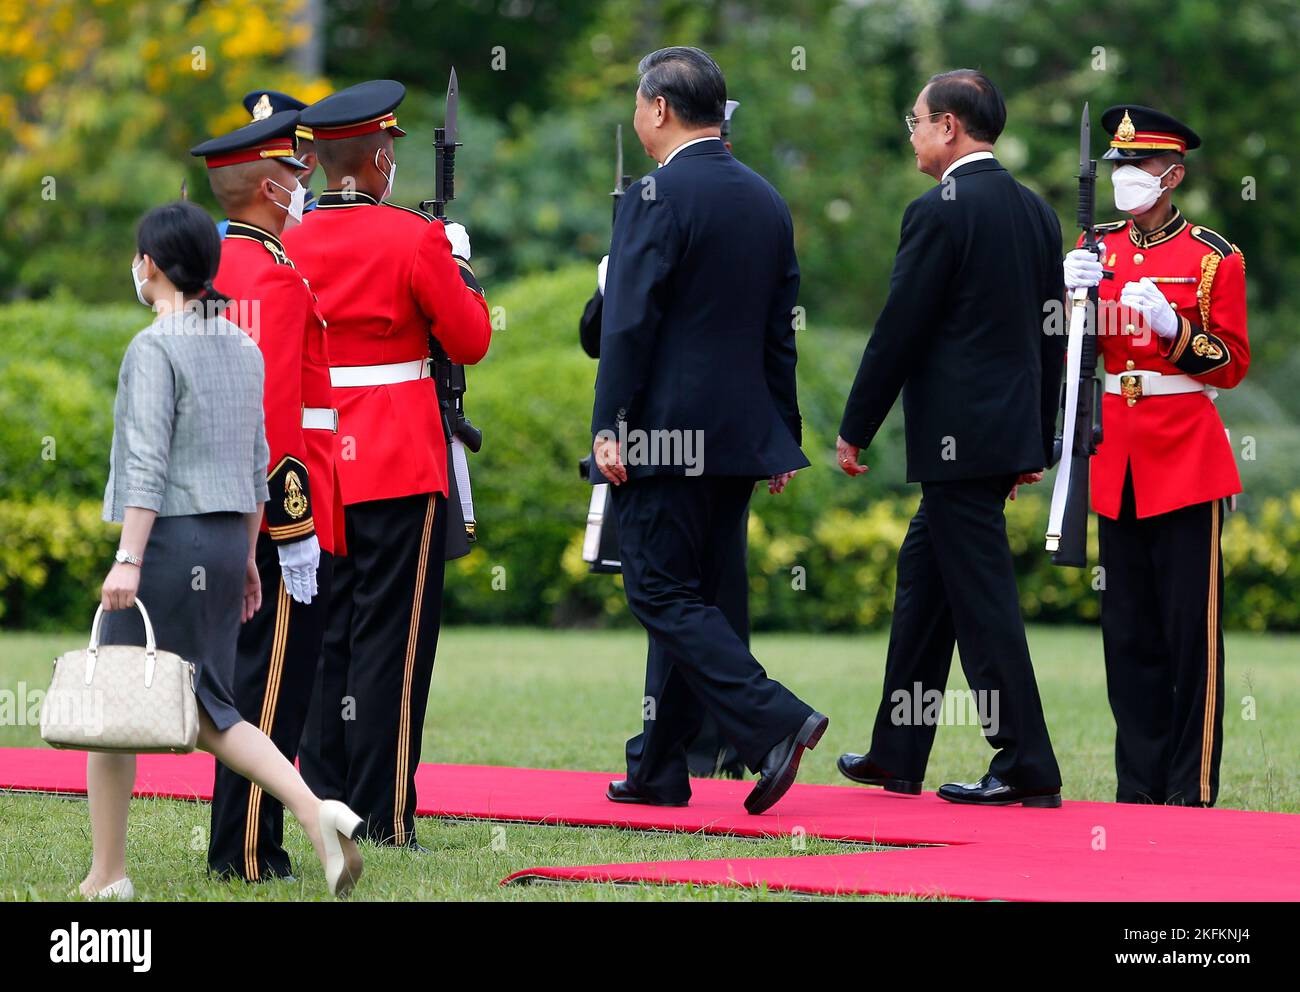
[1099,470,1226,807]
[299,492,447,846]
[208,535,333,881]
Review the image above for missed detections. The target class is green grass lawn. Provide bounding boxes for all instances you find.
[1,625,1296,901]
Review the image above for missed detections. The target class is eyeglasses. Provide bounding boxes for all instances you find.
[904,111,945,135]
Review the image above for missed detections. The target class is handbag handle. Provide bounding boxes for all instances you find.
[85,599,159,688]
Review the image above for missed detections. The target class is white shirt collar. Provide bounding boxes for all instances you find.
[659,136,723,167]
[941,150,995,181]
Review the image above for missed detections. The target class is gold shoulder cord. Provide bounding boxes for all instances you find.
[1198,252,1220,330]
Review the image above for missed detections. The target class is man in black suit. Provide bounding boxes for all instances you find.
[578,119,746,783]
[836,69,1065,807]
[592,47,827,815]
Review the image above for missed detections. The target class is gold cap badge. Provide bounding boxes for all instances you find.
[1116,110,1136,143]
[252,93,273,121]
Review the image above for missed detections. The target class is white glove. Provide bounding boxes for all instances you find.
[1063,244,1105,290]
[444,221,471,260]
[597,255,609,295]
[1120,277,1179,340]
[277,533,320,605]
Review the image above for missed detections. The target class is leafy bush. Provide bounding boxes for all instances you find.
[0,499,116,630]
[0,295,141,502]
[1223,491,1300,632]
[0,273,1296,632]
[12,487,1297,633]
[0,293,141,391]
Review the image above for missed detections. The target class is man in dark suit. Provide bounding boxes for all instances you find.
[592,47,827,815]
[578,112,747,783]
[836,69,1065,807]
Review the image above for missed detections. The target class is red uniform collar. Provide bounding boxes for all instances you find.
[1129,206,1187,249]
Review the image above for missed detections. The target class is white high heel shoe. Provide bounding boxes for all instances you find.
[87,877,135,900]
[318,800,364,898]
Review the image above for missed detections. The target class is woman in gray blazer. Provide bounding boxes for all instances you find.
[85,202,363,900]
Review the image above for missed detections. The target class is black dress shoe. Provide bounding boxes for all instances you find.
[606,780,688,807]
[837,753,923,795]
[937,773,1061,808]
[744,711,829,815]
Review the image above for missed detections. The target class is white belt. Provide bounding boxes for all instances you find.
[302,407,339,432]
[330,359,429,388]
[1105,370,1208,404]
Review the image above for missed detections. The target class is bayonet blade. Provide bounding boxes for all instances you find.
[1079,101,1090,175]
[722,99,740,145]
[444,67,459,146]
[614,124,624,194]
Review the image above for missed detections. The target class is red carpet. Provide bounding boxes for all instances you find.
[3,747,1296,900]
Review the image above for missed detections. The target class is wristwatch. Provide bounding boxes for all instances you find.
[114,549,144,567]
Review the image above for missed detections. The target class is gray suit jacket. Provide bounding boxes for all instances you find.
[103,309,270,521]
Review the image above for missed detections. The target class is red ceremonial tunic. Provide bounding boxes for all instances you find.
[1077,208,1249,519]
[283,190,491,506]
[216,221,345,555]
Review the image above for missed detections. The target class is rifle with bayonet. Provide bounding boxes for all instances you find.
[1045,102,1107,567]
[578,124,635,572]
[610,123,631,222]
[420,67,481,547]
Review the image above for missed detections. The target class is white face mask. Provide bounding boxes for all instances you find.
[1112,163,1176,215]
[269,177,306,224]
[374,148,396,201]
[130,258,149,307]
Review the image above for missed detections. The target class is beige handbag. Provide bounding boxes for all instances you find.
[40,599,199,753]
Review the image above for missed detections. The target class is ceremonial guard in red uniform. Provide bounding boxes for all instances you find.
[190,110,345,877]
[285,81,492,847]
[1065,106,1249,806]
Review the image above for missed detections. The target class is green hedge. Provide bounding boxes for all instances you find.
[1,272,1297,631]
[0,499,116,630]
[6,490,1299,632]
[556,488,1299,634]
[0,294,138,503]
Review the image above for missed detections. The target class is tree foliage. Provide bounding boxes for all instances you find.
[0,0,329,300]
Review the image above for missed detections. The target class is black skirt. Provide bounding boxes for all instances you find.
[99,512,248,731]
